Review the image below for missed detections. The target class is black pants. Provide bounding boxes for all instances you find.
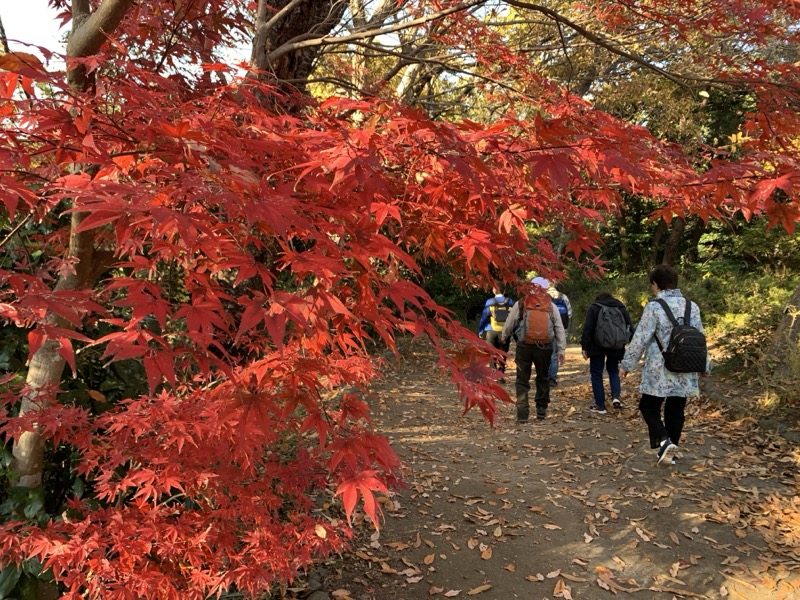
[514,342,553,418]
[639,394,687,448]
[485,330,511,372]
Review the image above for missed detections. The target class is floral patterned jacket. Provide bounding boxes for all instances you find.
[621,289,710,397]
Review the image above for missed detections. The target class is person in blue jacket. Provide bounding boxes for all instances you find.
[477,285,515,378]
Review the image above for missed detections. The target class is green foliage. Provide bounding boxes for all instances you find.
[419,261,487,322]
[697,219,800,273]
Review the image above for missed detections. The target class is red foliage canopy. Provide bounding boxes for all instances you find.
[0,0,798,597]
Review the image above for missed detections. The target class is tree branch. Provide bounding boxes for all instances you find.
[265,0,486,65]
[504,0,701,90]
[67,0,135,58]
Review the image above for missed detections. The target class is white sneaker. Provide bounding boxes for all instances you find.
[611,398,622,409]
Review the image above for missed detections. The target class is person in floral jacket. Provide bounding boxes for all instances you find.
[620,265,711,467]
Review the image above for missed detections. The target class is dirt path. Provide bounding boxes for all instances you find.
[322,340,800,600]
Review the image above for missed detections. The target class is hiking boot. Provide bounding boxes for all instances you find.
[589,404,607,415]
[535,404,547,420]
[611,397,622,409]
[656,439,678,467]
[516,407,529,423]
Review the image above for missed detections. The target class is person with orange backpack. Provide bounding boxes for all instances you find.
[501,277,567,422]
[477,285,515,378]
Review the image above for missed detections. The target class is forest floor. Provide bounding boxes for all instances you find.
[315,339,800,600]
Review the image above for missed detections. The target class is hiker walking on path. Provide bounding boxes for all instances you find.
[546,282,572,387]
[477,285,515,377]
[620,265,710,467]
[501,277,566,423]
[580,292,633,415]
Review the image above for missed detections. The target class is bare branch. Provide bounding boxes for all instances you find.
[265,1,486,65]
[504,0,699,89]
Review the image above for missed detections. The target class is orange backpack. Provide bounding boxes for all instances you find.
[520,293,553,344]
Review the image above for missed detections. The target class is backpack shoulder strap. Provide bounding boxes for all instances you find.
[654,298,679,326]
[652,298,676,353]
[683,298,692,324]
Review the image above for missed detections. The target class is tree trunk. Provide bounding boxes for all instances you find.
[12,213,101,486]
[648,218,667,268]
[250,0,348,89]
[616,207,633,273]
[662,216,686,267]
[11,0,132,493]
[684,216,705,264]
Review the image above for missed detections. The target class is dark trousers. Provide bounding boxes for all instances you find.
[639,394,687,448]
[589,353,621,408]
[485,330,510,373]
[514,342,553,418]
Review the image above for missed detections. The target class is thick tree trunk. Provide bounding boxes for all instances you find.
[662,216,686,267]
[250,0,348,89]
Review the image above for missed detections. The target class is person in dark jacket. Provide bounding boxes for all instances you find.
[580,292,633,414]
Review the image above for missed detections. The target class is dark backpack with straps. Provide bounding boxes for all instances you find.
[654,298,707,373]
[593,304,629,350]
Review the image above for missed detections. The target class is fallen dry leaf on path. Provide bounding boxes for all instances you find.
[380,562,397,574]
[561,573,589,583]
[467,584,492,595]
[553,579,573,599]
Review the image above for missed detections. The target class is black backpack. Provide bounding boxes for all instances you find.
[654,298,707,373]
[489,301,510,331]
[593,304,629,350]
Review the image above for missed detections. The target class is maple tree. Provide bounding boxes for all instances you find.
[0,0,798,598]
